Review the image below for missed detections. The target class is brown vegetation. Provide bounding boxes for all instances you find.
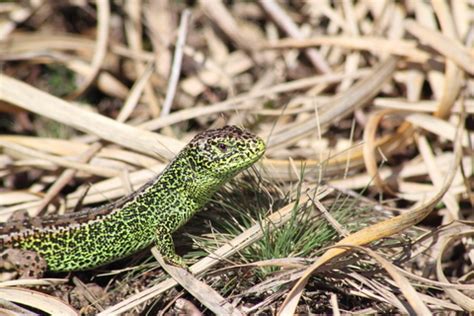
[0,1,473,314]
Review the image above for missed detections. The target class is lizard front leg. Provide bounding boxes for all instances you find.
[0,248,47,278]
[154,229,187,268]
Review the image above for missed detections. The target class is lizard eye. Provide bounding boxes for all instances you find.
[217,143,227,152]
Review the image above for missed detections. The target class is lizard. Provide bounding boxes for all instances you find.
[0,125,266,277]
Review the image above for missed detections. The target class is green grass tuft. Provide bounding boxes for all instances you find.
[189,170,374,278]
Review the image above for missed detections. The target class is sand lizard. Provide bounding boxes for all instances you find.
[0,126,265,277]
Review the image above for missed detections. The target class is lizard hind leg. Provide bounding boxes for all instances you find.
[0,248,47,278]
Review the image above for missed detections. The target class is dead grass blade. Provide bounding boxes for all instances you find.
[0,288,78,315]
[0,278,68,288]
[267,57,398,148]
[436,232,474,311]
[34,143,102,216]
[0,1,42,40]
[431,0,465,119]
[67,0,109,99]
[125,0,160,117]
[0,75,184,159]
[143,1,172,78]
[153,249,243,316]
[200,0,258,53]
[0,33,95,53]
[362,109,399,194]
[161,10,191,117]
[65,58,130,99]
[406,113,472,147]
[0,135,157,167]
[0,139,118,177]
[264,36,429,63]
[278,118,464,314]
[374,99,474,113]
[405,20,474,75]
[339,245,431,315]
[258,0,330,73]
[139,69,368,134]
[416,134,460,220]
[116,62,155,123]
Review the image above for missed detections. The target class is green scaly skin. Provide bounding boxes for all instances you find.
[0,126,265,272]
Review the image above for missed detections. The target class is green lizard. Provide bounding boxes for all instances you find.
[0,126,265,276]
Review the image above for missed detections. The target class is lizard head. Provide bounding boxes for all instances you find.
[185,125,266,183]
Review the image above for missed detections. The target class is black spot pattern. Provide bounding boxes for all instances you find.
[0,126,266,272]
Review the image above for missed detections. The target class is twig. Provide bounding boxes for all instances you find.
[67,0,110,99]
[259,0,331,73]
[161,9,191,117]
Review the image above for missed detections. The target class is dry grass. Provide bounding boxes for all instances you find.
[0,1,473,315]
